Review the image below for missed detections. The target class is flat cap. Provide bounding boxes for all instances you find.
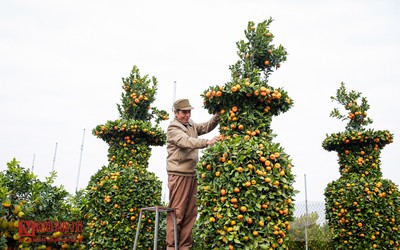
[173,98,194,110]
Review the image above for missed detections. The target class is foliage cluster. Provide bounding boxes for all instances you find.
[202,19,292,137]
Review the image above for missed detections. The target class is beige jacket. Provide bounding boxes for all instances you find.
[166,115,218,176]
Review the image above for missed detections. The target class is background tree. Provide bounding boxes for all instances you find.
[0,159,81,250]
[195,18,296,250]
[287,212,333,250]
[323,82,400,249]
[87,66,168,249]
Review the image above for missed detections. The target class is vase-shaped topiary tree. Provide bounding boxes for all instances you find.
[87,66,169,249]
[195,18,296,250]
[323,82,400,249]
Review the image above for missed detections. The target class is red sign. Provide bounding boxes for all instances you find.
[18,220,83,243]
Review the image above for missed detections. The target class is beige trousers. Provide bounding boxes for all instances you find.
[166,175,197,250]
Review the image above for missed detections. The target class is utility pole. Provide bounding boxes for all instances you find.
[52,143,58,171]
[75,129,86,193]
[31,154,35,172]
[172,81,177,114]
[304,174,309,250]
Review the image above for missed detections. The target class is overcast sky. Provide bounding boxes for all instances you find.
[1,0,399,204]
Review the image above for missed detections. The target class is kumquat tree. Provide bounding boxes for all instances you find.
[86,66,169,249]
[195,18,296,250]
[323,82,400,249]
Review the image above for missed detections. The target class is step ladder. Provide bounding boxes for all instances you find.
[133,206,178,250]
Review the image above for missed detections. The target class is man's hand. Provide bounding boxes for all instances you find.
[207,135,220,146]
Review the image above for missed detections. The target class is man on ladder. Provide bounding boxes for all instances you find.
[166,98,219,250]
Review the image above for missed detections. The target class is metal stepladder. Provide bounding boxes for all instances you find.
[133,206,178,250]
